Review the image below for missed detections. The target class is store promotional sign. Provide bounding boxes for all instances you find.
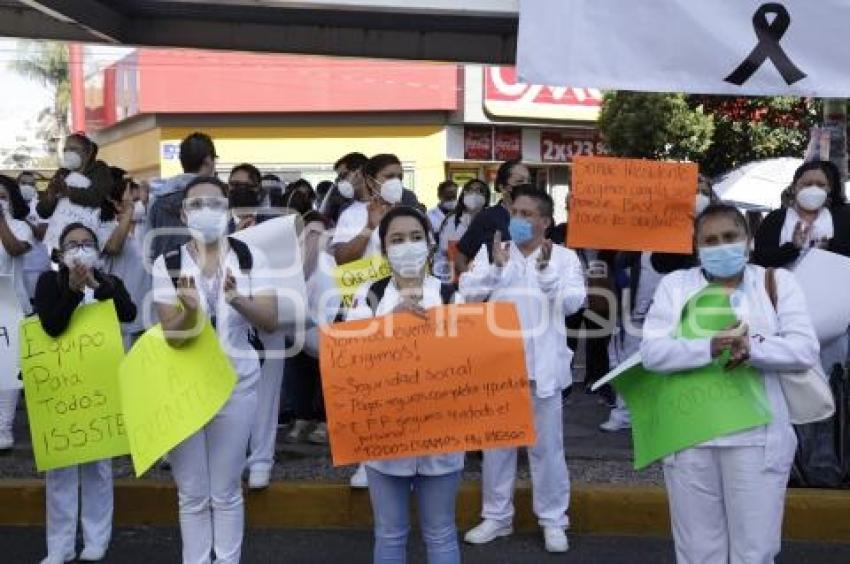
[518,0,850,97]
[540,130,606,163]
[484,66,601,121]
[463,127,522,161]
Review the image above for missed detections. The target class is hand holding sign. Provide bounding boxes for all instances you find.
[492,232,509,267]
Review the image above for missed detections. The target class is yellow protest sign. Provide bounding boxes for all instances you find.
[119,322,237,476]
[19,300,129,472]
[334,254,391,309]
[320,302,536,466]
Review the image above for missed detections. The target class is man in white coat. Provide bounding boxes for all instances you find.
[458,185,586,553]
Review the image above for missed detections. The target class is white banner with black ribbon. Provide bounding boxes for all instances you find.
[518,0,849,96]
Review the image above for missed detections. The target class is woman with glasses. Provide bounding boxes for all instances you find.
[152,177,278,564]
[433,179,491,284]
[33,222,137,564]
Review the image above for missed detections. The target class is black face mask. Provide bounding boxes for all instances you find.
[268,187,285,208]
[229,188,261,210]
[286,191,315,215]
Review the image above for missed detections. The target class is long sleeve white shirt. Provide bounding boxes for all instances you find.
[458,242,586,399]
[640,265,819,470]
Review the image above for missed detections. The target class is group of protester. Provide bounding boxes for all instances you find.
[0,128,844,563]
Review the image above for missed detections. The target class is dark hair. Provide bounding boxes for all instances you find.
[452,179,491,228]
[316,180,334,200]
[59,222,99,249]
[792,160,845,207]
[0,175,29,221]
[378,205,431,254]
[179,132,217,174]
[695,203,750,238]
[229,163,262,187]
[185,176,229,198]
[496,159,523,190]
[286,178,315,196]
[511,184,554,218]
[335,152,368,173]
[261,174,282,185]
[365,154,402,179]
[437,180,458,199]
[16,170,37,184]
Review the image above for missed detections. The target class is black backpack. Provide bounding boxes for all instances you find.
[365,276,457,315]
[164,237,265,365]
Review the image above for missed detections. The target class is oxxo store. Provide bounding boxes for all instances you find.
[446,66,607,222]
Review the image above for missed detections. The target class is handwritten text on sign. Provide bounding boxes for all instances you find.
[20,301,129,471]
[0,277,23,390]
[320,303,535,466]
[567,156,697,253]
[333,254,392,309]
[119,322,237,476]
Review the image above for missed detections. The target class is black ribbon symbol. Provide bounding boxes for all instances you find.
[725,3,806,86]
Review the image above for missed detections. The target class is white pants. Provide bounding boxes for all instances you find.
[46,460,113,559]
[481,391,570,529]
[246,355,284,473]
[170,386,258,564]
[0,388,19,434]
[608,394,631,425]
[664,446,792,564]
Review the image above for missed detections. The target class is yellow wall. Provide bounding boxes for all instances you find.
[159,125,447,207]
[97,127,163,179]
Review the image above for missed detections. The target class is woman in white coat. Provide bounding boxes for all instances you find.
[346,205,463,564]
[641,204,819,564]
[153,176,278,564]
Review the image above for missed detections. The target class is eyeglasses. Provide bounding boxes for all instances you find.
[183,196,229,212]
[61,240,97,252]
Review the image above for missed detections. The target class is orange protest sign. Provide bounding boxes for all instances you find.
[319,302,535,466]
[567,156,698,253]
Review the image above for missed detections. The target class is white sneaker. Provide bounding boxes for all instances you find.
[599,417,631,432]
[248,468,271,490]
[349,464,369,488]
[0,429,13,450]
[464,520,513,544]
[285,419,310,444]
[78,546,106,561]
[543,527,569,553]
[39,553,74,564]
[307,422,328,445]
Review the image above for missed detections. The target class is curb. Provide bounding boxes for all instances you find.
[2,480,850,542]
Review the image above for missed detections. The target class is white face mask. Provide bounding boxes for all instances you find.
[132,200,146,222]
[440,200,457,212]
[337,180,355,200]
[380,178,404,205]
[695,193,711,215]
[186,208,229,244]
[19,184,37,202]
[63,247,99,269]
[796,185,828,212]
[463,192,486,212]
[62,150,83,171]
[387,240,429,278]
[0,200,9,217]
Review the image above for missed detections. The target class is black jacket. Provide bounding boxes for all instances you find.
[753,206,850,268]
[34,267,137,337]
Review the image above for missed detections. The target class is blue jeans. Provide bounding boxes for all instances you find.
[366,467,462,564]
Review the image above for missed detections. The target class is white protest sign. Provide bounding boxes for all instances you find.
[518,0,850,97]
[591,352,641,392]
[0,277,23,390]
[43,199,102,253]
[792,248,850,344]
[230,215,308,328]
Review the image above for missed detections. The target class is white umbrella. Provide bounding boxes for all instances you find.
[713,157,803,211]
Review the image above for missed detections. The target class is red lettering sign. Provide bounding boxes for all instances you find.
[464,127,493,161]
[494,128,522,161]
[484,67,602,121]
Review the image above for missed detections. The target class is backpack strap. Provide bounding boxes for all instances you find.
[366,276,393,315]
[764,267,778,310]
[164,248,182,289]
[227,236,253,272]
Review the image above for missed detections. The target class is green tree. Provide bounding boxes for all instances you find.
[8,41,70,164]
[688,95,820,177]
[597,92,714,161]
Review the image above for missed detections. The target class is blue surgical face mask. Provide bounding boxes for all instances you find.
[508,216,534,245]
[698,241,749,279]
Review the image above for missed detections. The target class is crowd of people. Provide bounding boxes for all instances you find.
[0,129,844,563]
